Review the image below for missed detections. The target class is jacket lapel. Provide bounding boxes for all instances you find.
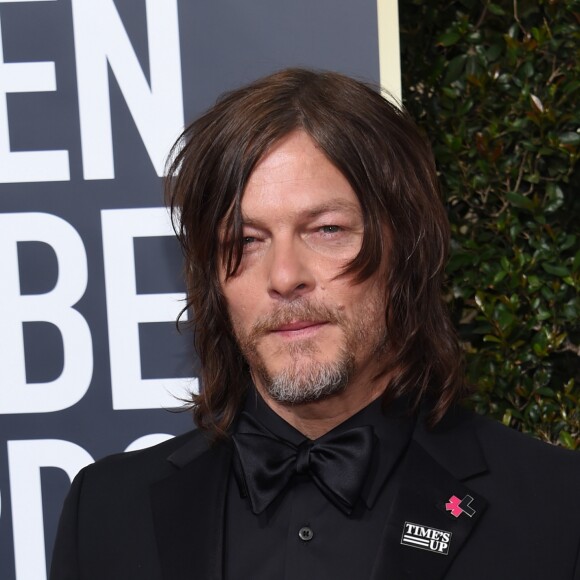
[371,408,489,579]
[150,433,232,580]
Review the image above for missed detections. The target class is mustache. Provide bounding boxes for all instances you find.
[247,300,344,341]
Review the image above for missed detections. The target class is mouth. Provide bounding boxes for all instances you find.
[271,320,328,338]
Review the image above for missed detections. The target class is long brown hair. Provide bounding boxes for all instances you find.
[166,68,464,437]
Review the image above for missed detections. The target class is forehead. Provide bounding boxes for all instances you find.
[240,131,361,219]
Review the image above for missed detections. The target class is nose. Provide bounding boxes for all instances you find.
[267,237,315,301]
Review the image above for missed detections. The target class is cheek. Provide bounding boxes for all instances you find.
[223,283,258,327]
[327,279,369,312]
[225,303,250,344]
[347,282,386,321]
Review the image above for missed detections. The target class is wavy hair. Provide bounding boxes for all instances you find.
[166,68,464,437]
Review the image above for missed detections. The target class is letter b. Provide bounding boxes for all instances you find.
[0,213,92,413]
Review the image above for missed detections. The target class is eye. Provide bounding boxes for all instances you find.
[320,225,342,234]
[239,227,266,255]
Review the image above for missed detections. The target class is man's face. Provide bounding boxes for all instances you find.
[220,131,388,407]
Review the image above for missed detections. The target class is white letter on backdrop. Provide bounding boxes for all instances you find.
[125,433,174,452]
[8,439,93,580]
[101,207,196,410]
[0,213,92,413]
[71,0,183,179]
[0,0,70,183]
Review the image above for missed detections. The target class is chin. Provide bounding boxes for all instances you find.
[256,351,354,406]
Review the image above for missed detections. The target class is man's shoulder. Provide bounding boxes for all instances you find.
[79,428,213,489]
[470,409,579,468]
[432,405,580,487]
[418,404,579,476]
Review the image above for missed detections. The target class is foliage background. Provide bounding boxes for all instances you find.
[399,0,579,448]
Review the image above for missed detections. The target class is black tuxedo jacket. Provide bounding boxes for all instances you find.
[50,407,580,579]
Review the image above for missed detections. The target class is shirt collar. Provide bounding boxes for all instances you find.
[240,388,416,509]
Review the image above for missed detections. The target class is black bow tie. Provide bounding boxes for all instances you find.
[231,412,374,515]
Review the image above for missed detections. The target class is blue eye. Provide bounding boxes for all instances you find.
[320,225,341,234]
[242,236,257,245]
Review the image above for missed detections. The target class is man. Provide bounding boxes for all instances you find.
[51,69,580,579]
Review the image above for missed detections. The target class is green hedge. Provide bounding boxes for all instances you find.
[400,0,580,448]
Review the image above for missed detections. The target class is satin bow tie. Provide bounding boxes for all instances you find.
[231,412,374,515]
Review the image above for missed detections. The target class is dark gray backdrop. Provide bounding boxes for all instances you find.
[0,1,385,578]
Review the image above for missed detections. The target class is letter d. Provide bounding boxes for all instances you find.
[8,439,94,580]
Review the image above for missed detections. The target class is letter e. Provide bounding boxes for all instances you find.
[0,2,69,183]
[101,207,197,409]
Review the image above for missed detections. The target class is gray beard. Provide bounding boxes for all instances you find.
[255,344,354,404]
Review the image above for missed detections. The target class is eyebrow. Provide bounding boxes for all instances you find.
[241,200,361,226]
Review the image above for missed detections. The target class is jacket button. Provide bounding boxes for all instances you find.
[298,526,314,541]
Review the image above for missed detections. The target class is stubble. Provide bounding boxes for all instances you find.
[231,295,386,405]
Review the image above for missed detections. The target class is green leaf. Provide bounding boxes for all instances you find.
[545,183,564,211]
[523,173,540,184]
[519,61,534,79]
[530,27,543,43]
[486,43,503,62]
[493,270,508,284]
[562,80,580,95]
[442,87,459,100]
[572,250,580,272]
[541,263,570,277]
[525,403,541,422]
[559,131,580,145]
[507,191,534,210]
[502,410,512,426]
[488,3,506,15]
[560,234,576,251]
[558,431,575,450]
[444,55,467,85]
[438,31,462,47]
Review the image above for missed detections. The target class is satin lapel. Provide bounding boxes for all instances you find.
[150,435,232,580]
[371,416,489,580]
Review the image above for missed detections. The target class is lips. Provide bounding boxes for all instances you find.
[272,320,327,334]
